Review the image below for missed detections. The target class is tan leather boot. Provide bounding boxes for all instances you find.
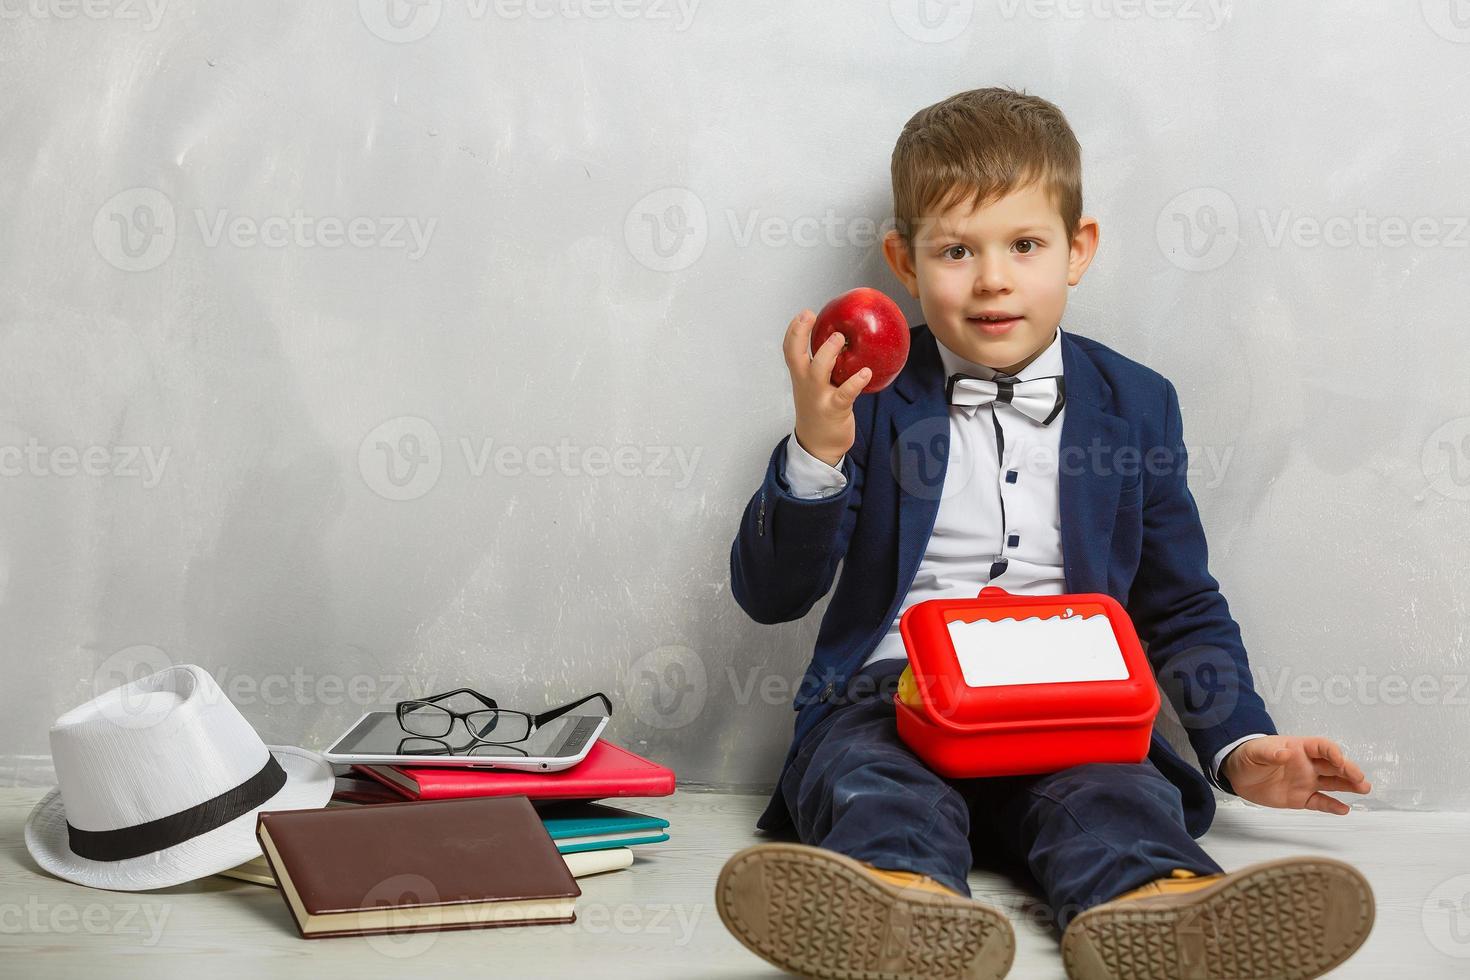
[716,841,1015,979]
[1060,856,1375,980]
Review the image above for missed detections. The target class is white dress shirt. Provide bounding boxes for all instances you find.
[780,324,1265,788]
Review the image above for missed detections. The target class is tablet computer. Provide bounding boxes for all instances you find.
[322,709,608,771]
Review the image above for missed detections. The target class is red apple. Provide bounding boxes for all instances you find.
[811,287,910,393]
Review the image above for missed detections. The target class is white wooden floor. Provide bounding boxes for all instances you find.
[2,787,1468,978]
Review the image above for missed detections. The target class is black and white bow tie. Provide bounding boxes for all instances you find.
[945,372,1066,426]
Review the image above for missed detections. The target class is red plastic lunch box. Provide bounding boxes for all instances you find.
[894,586,1160,778]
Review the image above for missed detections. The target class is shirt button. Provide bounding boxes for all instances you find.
[1005,470,1018,483]
[1008,533,1020,547]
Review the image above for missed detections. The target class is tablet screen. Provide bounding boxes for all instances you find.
[330,711,600,760]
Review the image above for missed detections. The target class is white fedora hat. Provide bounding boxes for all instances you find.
[25,663,333,891]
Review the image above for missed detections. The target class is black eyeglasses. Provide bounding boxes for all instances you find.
[395,688,612,745]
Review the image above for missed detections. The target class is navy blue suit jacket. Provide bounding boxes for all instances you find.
[731,324,1278,839]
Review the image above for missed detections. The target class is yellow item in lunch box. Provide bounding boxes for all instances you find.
[897,664,919,708]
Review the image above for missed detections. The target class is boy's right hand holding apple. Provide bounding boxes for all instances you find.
[784,309,871,469]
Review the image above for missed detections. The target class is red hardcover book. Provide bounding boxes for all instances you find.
[352,740,675,802]
[330,772,405,805]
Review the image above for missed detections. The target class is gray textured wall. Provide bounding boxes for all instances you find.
[2,1,1466,810]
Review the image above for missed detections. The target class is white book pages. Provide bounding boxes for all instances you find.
[561,846,635,877]
[946,614,1128,688]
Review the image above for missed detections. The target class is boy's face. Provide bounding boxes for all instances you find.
[883,181,1099,376]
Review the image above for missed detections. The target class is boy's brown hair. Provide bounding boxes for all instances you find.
[890,86,1083,254]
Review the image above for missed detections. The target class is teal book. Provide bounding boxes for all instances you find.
[534,801,670,854]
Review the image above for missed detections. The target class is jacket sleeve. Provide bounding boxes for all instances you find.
[782,428,849,499]
[729,416,869,625]
[1125,379,1278,795]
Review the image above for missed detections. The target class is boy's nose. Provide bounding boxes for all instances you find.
[973,252,1012,292]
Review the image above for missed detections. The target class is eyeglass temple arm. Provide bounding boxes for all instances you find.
[400,688,499,712]
[532,692,612,727]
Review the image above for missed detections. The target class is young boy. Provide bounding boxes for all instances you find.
[715,88,1377,980]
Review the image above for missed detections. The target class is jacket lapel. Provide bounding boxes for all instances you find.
[1057,334,1131,596]
[888,326,1131,602]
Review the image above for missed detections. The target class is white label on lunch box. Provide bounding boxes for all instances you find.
[947,614,1129,687]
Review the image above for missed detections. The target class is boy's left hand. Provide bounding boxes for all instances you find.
[1221,735,1372,814]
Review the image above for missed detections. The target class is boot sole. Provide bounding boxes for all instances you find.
[715,842,1015,980]
[1061,855,1375,980]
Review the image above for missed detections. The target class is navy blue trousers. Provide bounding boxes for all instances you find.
[779,658,1224,933]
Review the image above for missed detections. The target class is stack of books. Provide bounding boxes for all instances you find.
[353,738,674,877]
[224,740,676,938]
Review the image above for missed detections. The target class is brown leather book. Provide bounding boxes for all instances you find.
[256,795,581,938]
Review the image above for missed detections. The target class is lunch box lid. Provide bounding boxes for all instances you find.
[897,586,1160,734]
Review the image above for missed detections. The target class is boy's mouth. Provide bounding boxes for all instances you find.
[966,313,1022,336]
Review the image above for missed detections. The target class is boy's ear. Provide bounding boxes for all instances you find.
[1067,216,1101,287]
[882,228,920,299]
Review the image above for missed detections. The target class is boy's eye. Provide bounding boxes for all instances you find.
[942,240,1040,260]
